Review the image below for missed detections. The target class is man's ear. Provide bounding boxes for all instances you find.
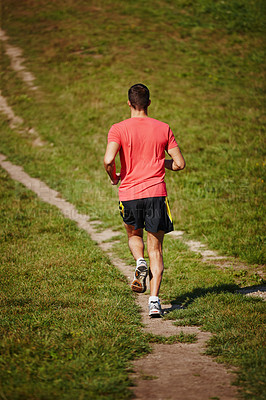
[127,100,131,107]
[148,99,151,107]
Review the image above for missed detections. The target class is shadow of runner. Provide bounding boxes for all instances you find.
[168,283,240,309]
[236,284,266,298]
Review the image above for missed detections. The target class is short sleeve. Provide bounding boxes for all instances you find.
[108,124,121,146]
[166,127,178,151]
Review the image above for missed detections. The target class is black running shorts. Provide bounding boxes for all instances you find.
[119,196,174,234]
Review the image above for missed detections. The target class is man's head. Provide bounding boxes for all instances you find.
[128,83,150,111]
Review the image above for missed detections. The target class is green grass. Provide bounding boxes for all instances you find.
[161,237,266,400]
[1,0,265,264]
[111,231,265,399]
[165,293,265,400]
[0,169,151,399]
[145,332,197,344]
[0,0,265,398]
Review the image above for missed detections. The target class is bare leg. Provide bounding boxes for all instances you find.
[147,230,164,297]
[124,223,144,261]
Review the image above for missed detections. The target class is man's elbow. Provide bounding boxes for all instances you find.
[104,156,114,170]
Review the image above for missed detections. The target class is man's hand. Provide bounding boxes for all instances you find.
[111,173,121,185]
[166,145,185,171]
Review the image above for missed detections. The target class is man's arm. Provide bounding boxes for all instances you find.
[104,141,121,185]
[165,145,186,171]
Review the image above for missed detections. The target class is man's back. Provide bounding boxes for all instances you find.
[108,117,177,201]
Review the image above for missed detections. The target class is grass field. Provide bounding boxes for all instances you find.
[111,231,265,399]
[1,0,265,264]
[0,0,265,399]
[0,168,151,399]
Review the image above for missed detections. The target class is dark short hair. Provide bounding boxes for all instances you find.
[128,83,150,110]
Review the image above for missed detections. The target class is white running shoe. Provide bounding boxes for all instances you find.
[149,301,163,318]
[131,260,148,293]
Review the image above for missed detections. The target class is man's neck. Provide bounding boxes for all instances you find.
[130,108,148,118]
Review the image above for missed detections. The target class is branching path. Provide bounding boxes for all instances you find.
[0,27,251,399]
[0,153,238,400]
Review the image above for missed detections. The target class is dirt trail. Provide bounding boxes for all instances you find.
[104,254,238,399]
[1,27,263,297]
[0,31,244,398]
[169,231,266,301]
[0,91,44,146]
[169,230,227,262]
[0,29,38,90]
[0,30,44,146]
[0,91,23,128]
[0,153,239,400]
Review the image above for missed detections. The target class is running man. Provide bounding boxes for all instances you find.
[104,83,185,317]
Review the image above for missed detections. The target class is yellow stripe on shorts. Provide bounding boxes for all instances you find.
[119,201,124,217]
[165,197,173,223]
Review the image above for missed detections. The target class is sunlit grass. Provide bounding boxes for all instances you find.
[0,169,150,399]
[0,0,265,398]
[1,0,264,264]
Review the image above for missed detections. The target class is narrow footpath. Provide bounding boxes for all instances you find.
[0,153,238,400]
[0,28,240,399]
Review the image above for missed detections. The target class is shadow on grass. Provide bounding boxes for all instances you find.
[236,284,266,296]
[164,283,265,314]
[163,284,239,314]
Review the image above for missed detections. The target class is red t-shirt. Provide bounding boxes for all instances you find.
[108,117,178,201]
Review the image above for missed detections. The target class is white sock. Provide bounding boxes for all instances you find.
[149,296,159,304]
[137,258,146,267]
